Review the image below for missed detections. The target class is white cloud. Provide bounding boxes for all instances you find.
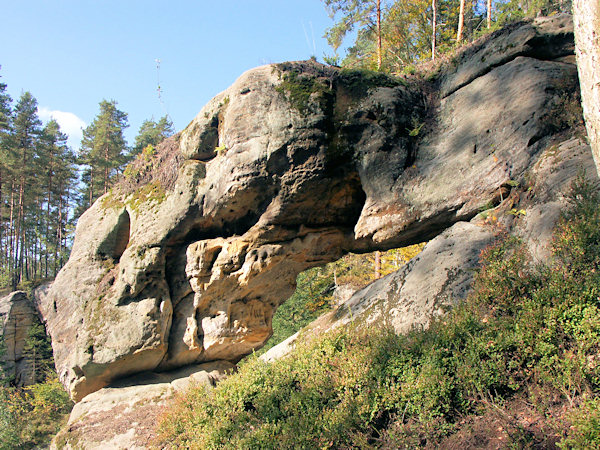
[38,107,86,149]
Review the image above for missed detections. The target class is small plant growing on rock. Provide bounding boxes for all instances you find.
[215,144,227,156]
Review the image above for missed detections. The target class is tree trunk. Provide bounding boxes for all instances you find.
[457,0,465,42]
[432,0,437,60]
[376,0,382,70]
[487,0,492,29]
[55,194,62,276]
[14,179,24,288]
[104,145,109,194]
[89,167,94,207]
[374,250,381,278]
[0,168,3,268]
[573,0,600,177]
[45,153,53,279]
[9,181,14,281]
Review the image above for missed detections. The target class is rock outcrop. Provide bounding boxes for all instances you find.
[573,0,600,176]
[52,361,233,449]
[0,291,41,385]
[41,14,585,402]
[262,136,599,362]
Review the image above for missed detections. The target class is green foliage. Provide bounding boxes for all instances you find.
[0,377,72,449]
[130,115,174,158]
[275,65,333,115]
[126,181,166,213]
[495,0,572,28]
[78,99,129,210]
[0,69,77,290]
[23,321,55,384]
[338,67,400,98]
[214,144,227,156]
[156,175,600,448]
[323,0,572,73]
[560,397,600,449]
[260,245,425,355]
[323,0,384,54]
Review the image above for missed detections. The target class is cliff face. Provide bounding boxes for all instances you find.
[573,0,600,175]
[0,291,41,386]
[41,14,583,402]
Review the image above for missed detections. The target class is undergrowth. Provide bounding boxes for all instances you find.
[117,133,183,196]
[0,376,73,449]
[155,175,600,449]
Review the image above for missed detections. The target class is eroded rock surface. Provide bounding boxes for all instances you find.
[0,291,41,385]
[573,0,600,175]
[52,361,233,449]
[262,135,599,362]
[42,14,585,401]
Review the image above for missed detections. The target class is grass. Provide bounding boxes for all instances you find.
[154,175,600,448]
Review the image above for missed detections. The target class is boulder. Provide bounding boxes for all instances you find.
[262,134,599,362]
[573,0,600,175]
[52,360,233,449]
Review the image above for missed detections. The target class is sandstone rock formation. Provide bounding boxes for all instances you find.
[52,361,233,449]
[0,291,41,385]
[573,0,600,176]
[262,136,599,362]
[41,14,585,402]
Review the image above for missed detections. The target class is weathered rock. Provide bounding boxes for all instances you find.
[439,14,574,98]
[52,360,233,449]
[0,291,40,385]
[573,0,600,176]
[42,14,587,402]
[262,221,495,361]
[262,134,599,362]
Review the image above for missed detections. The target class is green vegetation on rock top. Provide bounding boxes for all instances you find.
[275,65,333,116]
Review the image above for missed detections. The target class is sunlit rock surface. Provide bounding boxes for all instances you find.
[41,14,586,402]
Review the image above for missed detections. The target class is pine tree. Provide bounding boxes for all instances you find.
[22,321,53,384]
[0,69,14,277]
[327,0,477,71]
[456,0,466,42]
[39,120,76,278]
[0,73,77,286]
[130,115,174,158]
[79,100,128,208]
[0,68,11,134]
[11,93,41,288]
[323,0,387,70]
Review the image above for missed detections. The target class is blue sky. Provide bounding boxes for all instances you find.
[1,0,337,149]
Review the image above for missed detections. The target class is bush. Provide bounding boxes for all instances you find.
[561,397,600,449]
[0,376,72,449]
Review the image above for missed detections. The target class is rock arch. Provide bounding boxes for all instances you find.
[39,15,588,401]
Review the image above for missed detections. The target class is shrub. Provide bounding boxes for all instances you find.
[0,376,72,449]
[560,397,600,449]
